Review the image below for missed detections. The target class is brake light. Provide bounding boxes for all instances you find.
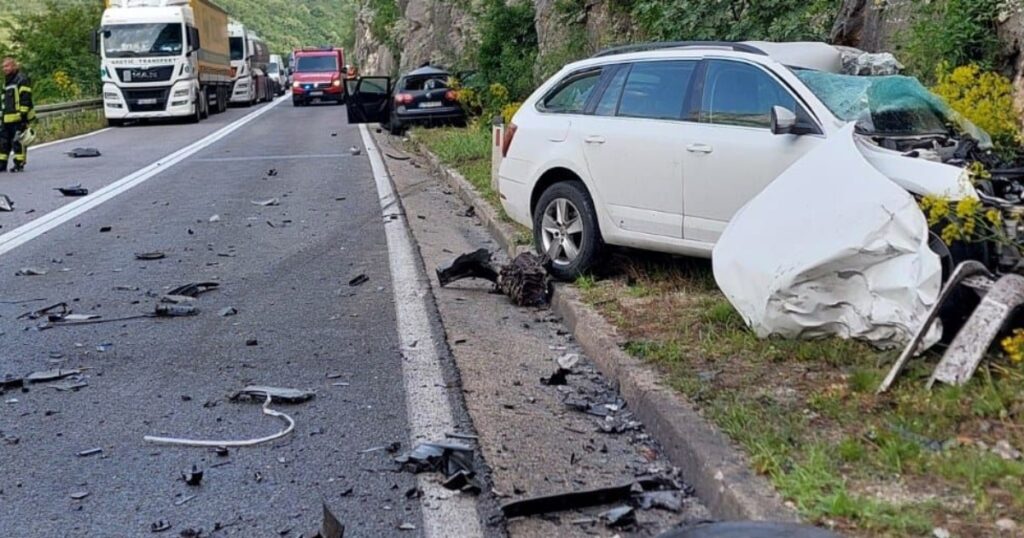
[445,90,457,102]
[501,122,517,158]
[395,93,414,105]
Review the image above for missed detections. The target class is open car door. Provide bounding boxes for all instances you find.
[345,77,391,124]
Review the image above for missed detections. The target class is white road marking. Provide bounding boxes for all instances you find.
[359,124,483,538]
[28,127,113,152]
[0,96,288,257]
[195,153,348,162]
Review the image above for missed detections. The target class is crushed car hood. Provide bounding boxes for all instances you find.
[857,137,977,200]
[713,124,943,349]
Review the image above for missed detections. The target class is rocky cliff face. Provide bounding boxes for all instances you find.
[353,0,475,75]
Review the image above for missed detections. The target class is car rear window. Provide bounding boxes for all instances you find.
[402,75,449,91]
[296,55,338,72]
[617,61,696,121]
[540,69,602,114]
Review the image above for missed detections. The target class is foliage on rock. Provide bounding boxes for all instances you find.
[933,64,1023,152]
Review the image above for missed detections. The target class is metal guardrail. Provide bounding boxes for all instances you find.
[37,98,103,118]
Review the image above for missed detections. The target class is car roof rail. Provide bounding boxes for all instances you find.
[592,41,767,58]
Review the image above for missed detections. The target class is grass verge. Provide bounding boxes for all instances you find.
[579,253,1024,537]
[411,126,532,245]
[36,107,107,145]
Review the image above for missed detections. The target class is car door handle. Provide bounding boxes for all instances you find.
[687,143,713,154]
[584,135,606,145]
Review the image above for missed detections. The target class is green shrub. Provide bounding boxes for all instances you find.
[616,0,833,43]
[902,0,1003,82]
[474,0,538,100]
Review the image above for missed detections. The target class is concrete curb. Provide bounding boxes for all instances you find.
[408,134,800,523]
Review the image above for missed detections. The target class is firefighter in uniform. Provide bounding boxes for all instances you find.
[1,57,36,173]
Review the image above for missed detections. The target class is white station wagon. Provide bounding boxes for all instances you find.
[497,41,1001,279]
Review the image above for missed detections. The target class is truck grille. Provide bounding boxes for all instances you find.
[124,87,171,112]
[117,66,175,83]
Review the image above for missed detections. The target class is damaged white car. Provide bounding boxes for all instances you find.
[500,40,1023,351]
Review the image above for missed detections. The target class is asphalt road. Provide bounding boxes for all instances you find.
[0,99,480,536]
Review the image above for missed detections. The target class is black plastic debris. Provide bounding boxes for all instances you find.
[349,146,361,156]
[395,442,482,495]
[67,147,101,158]
[182,465,203,486]
[437,249,498,287]
[313,502,344,538]
[55,186,89,197]
[501,477,678,519]
[14,267,47,276]
[542,353,579,386]
[150,520,172,533]
[17,302,69,320]
[636,490,684,512]
[348,274,369,287]
[154,304,198,317]
[656,521,840,538]
[1,374,25,390]
[600,505,636,528]
[564,393,625,417]
[100,226,112,233]
[267,168,278,177]
[385,152,411,161]
[135,251,166,260]
[167,282,219,298]
[229,385,315,404]
[461,206,476,218]
[0,194,13,211]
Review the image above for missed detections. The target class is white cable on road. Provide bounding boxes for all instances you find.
[143,394,296,448]
[359,124,484,538]
[0,95,288,257]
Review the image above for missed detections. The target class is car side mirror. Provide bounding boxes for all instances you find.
[770,106,797,135]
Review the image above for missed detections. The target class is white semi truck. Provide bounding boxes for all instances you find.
[98,0,233,125]
[228,20,271,106]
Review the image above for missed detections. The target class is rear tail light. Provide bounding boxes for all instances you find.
[395,93,414,105]
[501,122,518,158]
[445,90,457,102]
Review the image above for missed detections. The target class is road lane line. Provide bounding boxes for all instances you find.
[360,124,484,538]
[0,96,288,257]
[29,128,113,152]
[194,153,348,162]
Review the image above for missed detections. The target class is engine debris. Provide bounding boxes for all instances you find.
[436,249,551,307]
[394,441,482,494]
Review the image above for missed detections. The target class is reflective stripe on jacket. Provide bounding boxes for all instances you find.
[2,72,35,125]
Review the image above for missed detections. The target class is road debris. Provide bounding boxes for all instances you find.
[55,185,89,197]
[348,274,369,287]
[250,198,280,207]
[14,267,47,276]
[218,307,238,317]
[385,152,410,161]
[135,251,166,260]
[145,386,312,448]
[181,465,203,486]
[398,523,416,531]
[394,441,482,494]
[501,477,683,519]
[66,147,101,158]
[26,368,84,383]
[1,374,24,390]
[349,146,361,155]
[99,226,112,233]
[17,302,69,320]
[154,304,198,317]
[167,282,219,298]
[76,448,103,457]
[267,168,278,177]
[208,214,221,223]
[150,520,172,533]
[599,505,636,528]
[312,502,344,538]
[70,491,90,500]
[437,250,551,306]
[0,194,13,211]
[541,353,579,386]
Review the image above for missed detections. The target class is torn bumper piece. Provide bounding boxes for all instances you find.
[713,124,943,349]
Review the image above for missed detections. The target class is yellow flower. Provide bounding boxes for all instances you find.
[1000,328,1024,364]
[941,223,961,244]
[986,208,1002,226]
[955,197,981,220]
[926,197,950,226]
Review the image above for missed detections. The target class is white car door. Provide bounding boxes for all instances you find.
[682,59,824,243]
[578,60,698,238]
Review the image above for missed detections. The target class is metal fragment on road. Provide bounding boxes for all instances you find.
[315,502,345,538]
[26,368,84,383]
[167,282,219,298]
[208,214,221,223]
[349,146,361,155]
[218,306,238,317]
[66,147,101,158]
[70,491,90,500]
[16,302,68,320]
[250,198,280,207]
[348,274,369,287]
[599,505,636,527]
[135,251,166,260]
[14,267,47,276]
[154,304,198,317]
[150,520,171,533]
[930,273,1024,388]
[394,441,482,494]
[0,194,13,211]
[501,477,676,519]
[77,448,103,457]
[55,185,89,197]
[229,386,315,404]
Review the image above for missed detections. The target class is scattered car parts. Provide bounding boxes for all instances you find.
[437,250,551,307]
[0,194,13,211]
[66,147,101,158]
[394,441,482,494]
[55,186,89,197]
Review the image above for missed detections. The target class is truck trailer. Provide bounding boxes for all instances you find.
[99,0,233,125]
[229,20,271,106]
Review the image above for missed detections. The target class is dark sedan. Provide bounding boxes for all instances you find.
[344,66,467,134]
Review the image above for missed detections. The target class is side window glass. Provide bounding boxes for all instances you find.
[594,66,628,116]
[617,61,696,121]
[700,60,796,128]
[541,69,601,114]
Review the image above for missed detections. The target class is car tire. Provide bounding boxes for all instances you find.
[108,118,125,127]
[533,181,602,281]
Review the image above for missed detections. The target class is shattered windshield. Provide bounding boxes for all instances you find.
[795,70,990,143]
[103,23,183,58]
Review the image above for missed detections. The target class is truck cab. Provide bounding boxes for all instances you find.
[229,20,270,106]
[99,0,232,125]
[291,47,345,106]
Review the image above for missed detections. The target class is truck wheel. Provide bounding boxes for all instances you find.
[108,118,125,127]
[218,87,228,113]
[200,87,210,119]
[187,98,202,124]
